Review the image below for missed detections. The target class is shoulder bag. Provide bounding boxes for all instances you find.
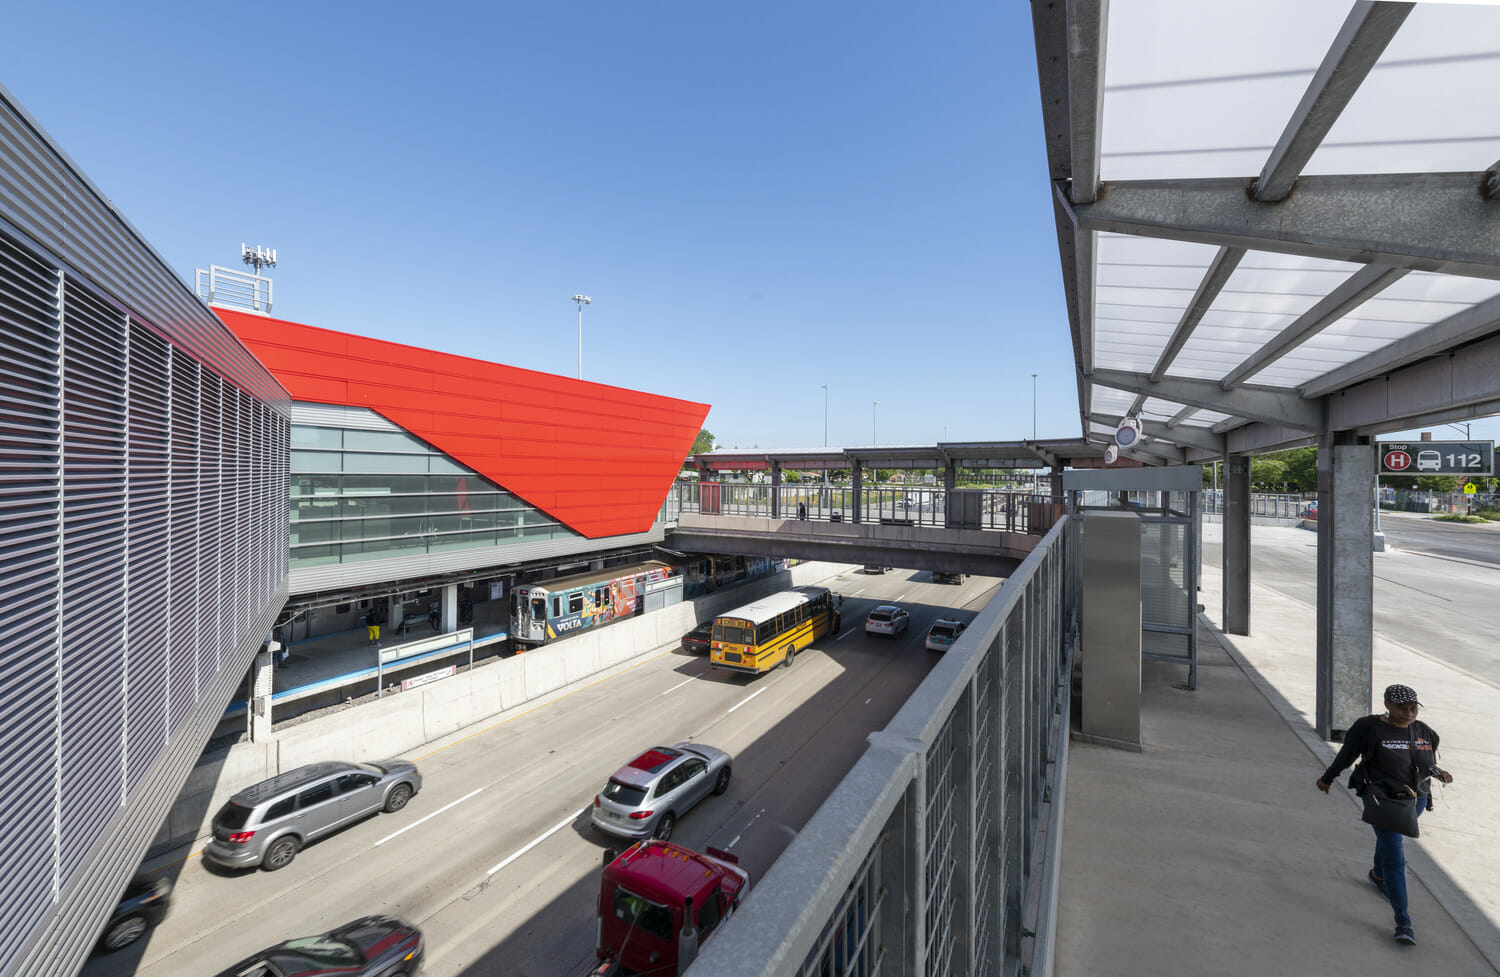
[1359,724,1420,838]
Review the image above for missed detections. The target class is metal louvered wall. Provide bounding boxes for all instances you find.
[0,233,287,975]
[690,517,1076,977]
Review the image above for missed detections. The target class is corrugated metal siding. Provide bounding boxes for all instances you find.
[58,281,128,882]
[168,353,200,727]
[0,229,62,972]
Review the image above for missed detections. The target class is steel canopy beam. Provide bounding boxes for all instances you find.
[1220,264,1408,389]
[1166,405,1198,428]
[1068,173,1500,281]
[1090,367,1324,430]
[1152,246,1244,380]
[1067,0,1109,205]
[1252,2,1414,202]
[1299,291,1500,399]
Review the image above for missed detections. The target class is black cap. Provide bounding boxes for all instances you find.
[1383,684,1422,707]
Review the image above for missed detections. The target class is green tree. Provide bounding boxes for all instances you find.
[1250,457,1287,490]
[690,428,716,455]
[1281,446,1318,492]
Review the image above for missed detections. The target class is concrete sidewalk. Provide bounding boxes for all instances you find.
[1055,530,1499,976]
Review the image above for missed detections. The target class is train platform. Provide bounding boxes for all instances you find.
[1055,525,1499,976]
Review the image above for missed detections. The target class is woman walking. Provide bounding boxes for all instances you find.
[1316,684,1455,946]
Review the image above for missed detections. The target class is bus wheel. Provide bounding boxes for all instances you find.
[783,646,796,668]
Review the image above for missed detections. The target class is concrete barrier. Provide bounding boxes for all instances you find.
[152,561,855,856]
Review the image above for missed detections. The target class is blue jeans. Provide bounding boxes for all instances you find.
[1373,796,1427,928]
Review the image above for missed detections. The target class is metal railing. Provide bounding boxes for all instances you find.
[1200,492,1312,519]
[662,480,1059,535]
[195,264,273,314]
[689,516,1077,977]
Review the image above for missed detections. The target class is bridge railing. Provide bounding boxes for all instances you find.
[688,515,1077,977]
[662,480,1060,534]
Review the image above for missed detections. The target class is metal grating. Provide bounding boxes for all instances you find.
[924,713,958,977]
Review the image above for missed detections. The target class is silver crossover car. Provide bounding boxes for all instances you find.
[864,604,910,637]
[205,760,421,872]
[591,743,732,841]
[925,617,968,652]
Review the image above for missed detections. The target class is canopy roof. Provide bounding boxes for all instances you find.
[1033,0,1500,463]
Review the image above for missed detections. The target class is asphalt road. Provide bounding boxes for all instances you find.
[1377,508,1500,568]
[1205,519,1500,688]
[85,568,998,977]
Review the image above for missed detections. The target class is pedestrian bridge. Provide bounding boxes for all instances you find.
[661,482,1061,577]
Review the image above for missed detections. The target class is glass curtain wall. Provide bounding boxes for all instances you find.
[290,424,575,568]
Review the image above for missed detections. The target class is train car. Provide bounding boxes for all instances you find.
[511,561,683,648]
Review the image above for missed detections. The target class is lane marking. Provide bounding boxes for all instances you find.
[728,808,766,847]
[375,787,484,847]
[894,591,908,602]
[660,677,694,696]
[727,688,767,714]
[728,834,741,848]
[838,627,858,641]
[851,588,866,597]
[487,808,588,875]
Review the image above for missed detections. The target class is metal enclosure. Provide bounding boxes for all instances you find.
[1064,466,1202,690]
[1079,511,1143,748]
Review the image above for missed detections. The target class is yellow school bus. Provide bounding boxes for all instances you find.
[710,586,841,675]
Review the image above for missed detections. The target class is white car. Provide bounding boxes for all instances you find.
[925,618,968,652]
[1416,450,1442,472]
[864,605,910,637]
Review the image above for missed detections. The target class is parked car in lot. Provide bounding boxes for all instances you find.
[925,618,968,653]
[205,760,422,872]
[211,915,423,977]
[96,874,172,953]
[592,743,732,841]
[1301,501,1318,520]
[680,621,713,654]
[864,605,910,637]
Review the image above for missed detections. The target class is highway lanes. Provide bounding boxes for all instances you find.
[86,568,998,977]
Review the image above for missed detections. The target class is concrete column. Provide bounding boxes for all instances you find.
[770,463,781,519]
[943,461,956,492]
[388,595,403,633]
[1222,453,1252,635]
[1316,435,1374,740]
[852,464,863,524]
[1048,469,1064,501]
[442,583,458,633]
[249,644,275,742]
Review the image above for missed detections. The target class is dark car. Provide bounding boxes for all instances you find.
[680,621,713,654]
[97,874,172,953]
[211,915,423,977]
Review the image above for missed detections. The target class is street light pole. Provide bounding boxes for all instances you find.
[820,384,828,447]
[873,400,879,445]
[571,294,590,378]
[1031,373,1038,440]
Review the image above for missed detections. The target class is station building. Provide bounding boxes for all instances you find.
[0,85,706,977]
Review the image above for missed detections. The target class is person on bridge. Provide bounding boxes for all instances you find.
[1315,684,1455,946]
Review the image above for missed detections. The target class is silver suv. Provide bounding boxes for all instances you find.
[205,760,421,872]
[591,743,732,841]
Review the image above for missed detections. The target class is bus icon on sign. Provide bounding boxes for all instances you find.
[1417,450,1442,472]
[1383,450,1412,471]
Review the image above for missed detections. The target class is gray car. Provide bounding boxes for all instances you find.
[205,760,421,872]
[591,743,732,841]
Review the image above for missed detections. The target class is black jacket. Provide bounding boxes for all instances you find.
[1322,714,1442,805]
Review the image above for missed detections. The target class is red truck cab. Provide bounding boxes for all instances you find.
[596,840,750,976]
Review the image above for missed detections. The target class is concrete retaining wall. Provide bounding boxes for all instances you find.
[152,561,854,856]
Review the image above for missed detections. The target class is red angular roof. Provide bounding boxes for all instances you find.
[217,308,708,539]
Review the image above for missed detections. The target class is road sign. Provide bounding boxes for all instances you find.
[1465,483,1477,495]
[1377,441,1494,476]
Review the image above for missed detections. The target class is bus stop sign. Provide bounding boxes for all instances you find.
[1378,441,1494,476]
[1383,449,1412,471]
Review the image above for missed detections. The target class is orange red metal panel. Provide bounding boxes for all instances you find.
[218,309,708,539]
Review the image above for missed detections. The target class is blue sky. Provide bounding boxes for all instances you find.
[2,3,1492,455]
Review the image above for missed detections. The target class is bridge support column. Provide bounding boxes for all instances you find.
[771,463,781,519]
[852,464,863,524]
[943,460,956,492]
[1223,453,1251,635]
[441,583,459,633]
[249,643,276,742]
[1316,434,1374,740]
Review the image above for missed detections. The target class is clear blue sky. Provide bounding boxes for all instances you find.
[2,3,1491,455]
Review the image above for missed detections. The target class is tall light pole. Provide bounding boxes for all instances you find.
[819,384,829,446]
[571,294,590,378]
[872,400,879,445]
[1031,373,1038,439]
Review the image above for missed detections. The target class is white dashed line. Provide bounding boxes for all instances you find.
[727,688,767,714]
[375,787,483,847]
[487,808,587,875]
[660,678,694,696]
